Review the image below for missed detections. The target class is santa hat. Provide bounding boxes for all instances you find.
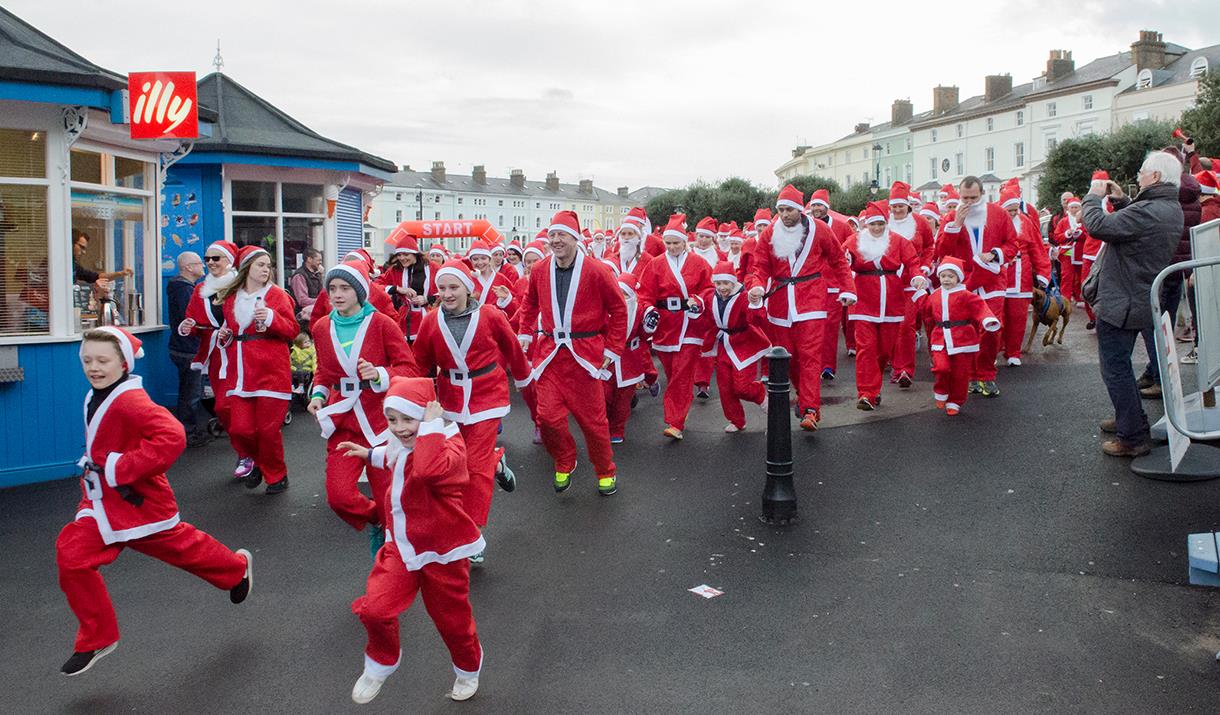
[846,216,861,230]
[523,240,547,261]
[1092,170,1110,181]
[907,193,923,208]
[937,257,966,282]
[383,376,436,421]
[728,229,744,245]
[1000,186,1022,209]
[862,201,889,224]
[392,233,421,255]
[711,260,739,284]
[343,248,376,273]
[467,240,494,259]
[1196,171,1219,196]
[744,221,756,236]
[434,258,476,293]
[506,240,524,256]
[622,206,650,231]
[941,184,960,205]
[238,244,270,268]
[535,228,549,240]
[616,270,639,297]
[490,242,506,255]
[808,189,831,208]
[662,214,688,241]
[775,184,804,211]
[84,325,144,369]
[1066,194,1082,208]
[325,261,371,304]
[920,203,942,221]
[427,245,448,260]
[548,210,581,240]
[753,208,773,227]
[888,181,911,206]
[695,217,718,238]
[205,240,238,265]
[1003,177,1022,194]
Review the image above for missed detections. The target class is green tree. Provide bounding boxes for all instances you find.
[645,177,775,228]
[1180,71,1220,158]
[786,174,843,197]
[834,184,888,218]
[1035,120,1175,210]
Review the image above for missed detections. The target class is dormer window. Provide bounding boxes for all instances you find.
[1137,69,1153,89]
[1190,57,1209,79]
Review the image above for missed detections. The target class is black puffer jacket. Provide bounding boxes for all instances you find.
[1164,147,1202,263]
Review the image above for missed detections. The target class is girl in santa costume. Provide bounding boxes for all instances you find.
[702,261,770,432]
[844,201,926,410]
[413,259,532,564]
[604,271,649,444]
[340,378,484,704]
[466,240,517,317]
[503,241,525,280]
[56,327,252,676]
[914,258,1001,415]
[1051,196,1086,304]
[376,232,432,343]
[176,240,251,479]
[309,262,418,556]
[216,245,297,493]
[637,214,714,440]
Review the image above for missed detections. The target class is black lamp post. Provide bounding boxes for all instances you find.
[872,142,883,195]
[761,347,797,525]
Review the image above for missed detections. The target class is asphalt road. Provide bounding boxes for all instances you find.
[3,321,1220,714]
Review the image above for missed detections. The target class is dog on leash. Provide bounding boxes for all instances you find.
[1025,285,1073,350]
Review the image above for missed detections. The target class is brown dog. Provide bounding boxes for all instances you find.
[1025,285,1073,350]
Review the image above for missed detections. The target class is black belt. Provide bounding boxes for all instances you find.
[718,326,746,335]
[856,269,897,276]
[764,271,821,298]
[448,362,497,381]
[330,378,376,395]
[235,333,276,342]
[938,320,972,328]
[655,298,687,311]
[539,330,599,340]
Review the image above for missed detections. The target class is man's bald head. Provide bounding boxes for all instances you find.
[177,251,204,281]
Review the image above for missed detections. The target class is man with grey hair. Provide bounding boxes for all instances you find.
[168,250,209,446]
[1081,151,1183,457]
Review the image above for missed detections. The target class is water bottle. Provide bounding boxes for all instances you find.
[255,296,267,332]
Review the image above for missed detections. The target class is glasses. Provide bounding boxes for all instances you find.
[204,255,224,263]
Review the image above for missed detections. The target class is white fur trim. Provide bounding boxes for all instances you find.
[775,199,803,211]
[435,266,475,293]
[712,272,738,283]
[938,264,965,281]
[363,652,401,680]
[384,395,426,420]
[663,228,687,241]
[328,263,370,297]
[416,417,446,437]
[206,242,236,264]
[103,451,123,488]
[549,223,581,240]
[372,367,390,393]
[240,247,270,267]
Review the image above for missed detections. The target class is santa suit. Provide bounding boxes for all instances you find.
[413,303,531,527]
[845,230,922,401]
[312,310,417,531]
[701,289,770,429]
[637,251,713,431]
[512,272,542,426]
[500,262,523,282]
[376,262,432,342]
[353,420,483,681]
[736,236,759,284]
[815,213,856,375]
[747,218,856,416]
[688,243,724,390]
[310,282,399,338]
[180,274,243,457]
[1002,213,1052,360]
[472,268,517,317]
[221,284,297,485]
[604,283,648,440]
[610,247,656,388]
[1052,214,1085,302]
[517,252,627,475]
[643,232,666,257]
[1079,230,1102,322]
[915,285,1001,410]
[56,376,247,652]
[888,212,935,382]
[934,203,1017,382]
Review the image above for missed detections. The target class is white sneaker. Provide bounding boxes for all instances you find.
[759,396,769,415]
[449,675,479,701]
[1181,348,1199,365]
[1007,357,1021,367]
[724,423,740,433]
[351,673,385,704]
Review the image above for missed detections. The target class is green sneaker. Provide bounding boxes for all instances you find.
[554,470,572,493]
[968,380,982,394]
[368,524,386,560]
[980,380,1000,397]
[598,475,617,496]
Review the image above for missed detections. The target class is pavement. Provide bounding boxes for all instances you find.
[3,315,1220,714]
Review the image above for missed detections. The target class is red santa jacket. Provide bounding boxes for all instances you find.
[636,251,713,351]
[845,230,922,323]
[221,284,296,399]
[747,218,856,327]
[888,213,935,278]
[816,213,855,297]
[611,281,650,387]
[376,263,432,341]
[75,376,185,545]
[736,236,758,283]
[934,203,1018,300]
[472,268,517,316]
[413,302,531,424]
[1005,213,1052,298]
[643,233,666,257]
[914,285,1001,355]
[310,281,399,336]
[500,262,523,283]
[370,420,483,570]
[517,251,628,378]
[1052,214,1087,266]
[311,310,418,444]
[608,249,653,280]
[701,289,771,369]
[181,277,231,375]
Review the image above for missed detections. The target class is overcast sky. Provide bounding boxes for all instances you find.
[10,0,1219,191]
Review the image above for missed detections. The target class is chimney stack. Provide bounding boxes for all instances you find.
[578,179,593,194]
[891,99,913,125]
[546,171,560,192]
[1045,50,1075,82]
[617,186,629,198]
[430,161,446,184]
[472,165,487,185]
[932,85,959,115]
[984,74,1013,102]
[854,122,870,134]
[510,169,525,189]
[400,164,411,172]
[1131,30,1167,71]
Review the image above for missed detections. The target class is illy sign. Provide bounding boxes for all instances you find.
[127,72,198,140]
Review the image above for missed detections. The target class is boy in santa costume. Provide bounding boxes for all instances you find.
[637,213,714,440]
[309,262,418,556]
[844,201,926,410]
[688,217,725,400]
[310,252,400,336]
[913,258,1001,415]
[702,261,770,432]
[340,377,484,704]
[57,326,252,676]
[1052,193,1087,305]
[999,186,1052,365]
[886,182,935,388]
[604,271,650,443]
[746,186,856,431]
[517,211,627,494]
[806,189,856,381]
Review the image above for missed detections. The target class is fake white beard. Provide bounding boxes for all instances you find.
[856,229,891,263]
[1068,212,1080,231]
[1011,215,1023,235]
[770,220,805,260]
[591,241,606,258]
[716,238,730,253]
[961,201,986,231]
[202,269,237,297]
[619,239,640,264]
[889,213,916,239]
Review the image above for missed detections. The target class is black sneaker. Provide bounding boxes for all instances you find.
[1136,373,1155,390]
[495,454,516,493]
[230,549,253,603]
[264,475,289,494]
[186,432,211,448]
[61,642,117,676]
[243,465,263,489]
[695,386,711,400]
[897,373,913,389]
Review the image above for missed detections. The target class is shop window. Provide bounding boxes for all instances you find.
[230,180,327,283]
[282,217,324,273]
[115,156,149,190]
[70,149,102,184]
[232,180,276,212]
[281,183,324,214]
[0,128,46,177]
[0,184,50,336]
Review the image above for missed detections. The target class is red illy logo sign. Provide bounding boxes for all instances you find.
[127,72,198,140]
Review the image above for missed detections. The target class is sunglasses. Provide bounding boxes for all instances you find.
[204,255,225,263]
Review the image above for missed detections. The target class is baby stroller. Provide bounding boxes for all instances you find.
[201,374,225,437]
[288,367,314,425]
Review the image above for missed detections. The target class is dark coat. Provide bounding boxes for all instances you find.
[1081,182,1183,330]
[1174,173,1202,264]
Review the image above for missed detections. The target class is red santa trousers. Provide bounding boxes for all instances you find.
[853,321,901,401]
[1002,298,1030,360]
[325,428,391,531]
[56,518,247,652]
[694,355,714,390]
[1058,254,1080,302]
[643,355,659,388]
[932,351,973,409]
[536,350,617,476]
[1080,260,1096,321]
[972,297,1005,382]
[891,296,921,381]
[521,383,539,425]
[656,345,700,430]
[207,365,246,460]
[774,319,826,415]
[715,352,765,429]
[352,543,481,677]
[227,395,288,483]
[458,420,502,528]
[821,300,842,373]
[603,381,634,440]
